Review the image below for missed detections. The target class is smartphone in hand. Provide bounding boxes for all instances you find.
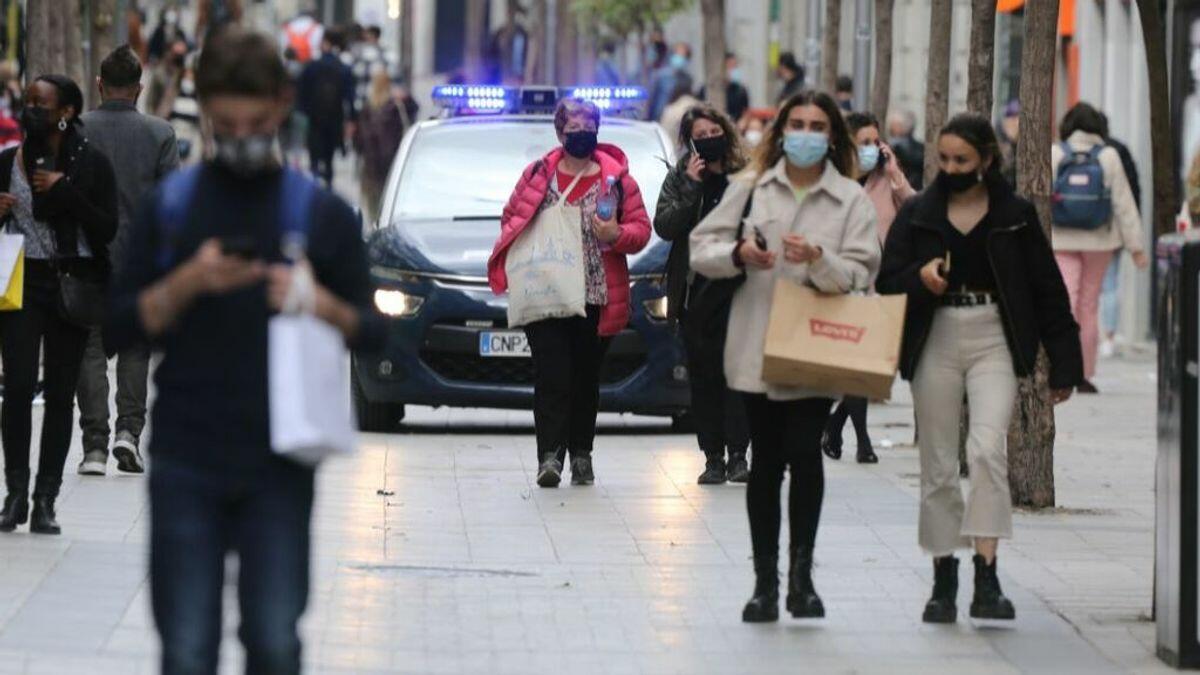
[753,226,768,251]
[219,235,258,260]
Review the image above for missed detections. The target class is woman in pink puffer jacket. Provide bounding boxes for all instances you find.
[487,97,651,488]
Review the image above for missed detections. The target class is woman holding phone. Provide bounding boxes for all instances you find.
[878,113,1081,623]
[690,91,880,623]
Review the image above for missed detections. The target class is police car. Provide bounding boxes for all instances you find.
[352,85,689,431]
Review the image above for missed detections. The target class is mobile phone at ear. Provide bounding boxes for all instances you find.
[689,139,698,157]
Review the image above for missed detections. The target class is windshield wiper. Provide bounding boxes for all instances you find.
[451,215,501,221]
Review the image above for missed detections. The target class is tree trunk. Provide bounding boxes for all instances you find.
[700,0,727,113]
[463,0,487,82]
[89,0,120,109]
[524,0,547,84]
[1008,0,1060,510]
[870,0,894,123]
[966,0,996,116]
[555,0,578,85]
[923,0,952,187]
[1138,0,1177,237]
[62,0,86,86]
[26,0,55,78]
[400,0,414,85]
[821,0,841,92]
[577,16,595,87]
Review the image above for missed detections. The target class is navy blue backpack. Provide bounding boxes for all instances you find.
[1051,143,1112,230]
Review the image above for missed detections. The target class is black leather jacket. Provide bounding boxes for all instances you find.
[877,179,1083,390]
[653,155,729,322]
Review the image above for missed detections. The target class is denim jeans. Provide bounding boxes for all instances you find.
[150,455,315,675]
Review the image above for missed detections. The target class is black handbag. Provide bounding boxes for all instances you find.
[684,190,755,326]
[56,266,105,328]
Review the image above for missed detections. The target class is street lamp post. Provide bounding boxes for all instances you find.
[804,0,821,88]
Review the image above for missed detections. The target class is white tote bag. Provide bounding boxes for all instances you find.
[505,171,588,328]
[268,262,356,466]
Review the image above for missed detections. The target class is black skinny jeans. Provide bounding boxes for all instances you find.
[744,394,834,562]
[2,261,89,498]
[825,396,871,448]
[681,301,748,458]
[523,306,610,462]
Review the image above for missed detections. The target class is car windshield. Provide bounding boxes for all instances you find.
[390,120,672,222]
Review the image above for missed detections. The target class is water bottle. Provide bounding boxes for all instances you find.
[596,176,618,221]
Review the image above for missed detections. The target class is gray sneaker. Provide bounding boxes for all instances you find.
[112,431,145,474]
[536,454,563,488]
[77,449,108,476]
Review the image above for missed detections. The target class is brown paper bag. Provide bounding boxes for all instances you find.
[761,280,907,400]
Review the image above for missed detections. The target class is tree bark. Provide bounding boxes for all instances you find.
[89,0,120,109]
[923,0,952,187]
[26,0,55,78]
[821,0,842,92]
[1138,0,1178,237]
[966,0,996,116]
[700,0,727,113]
[1008,0,1061,510]
[524,0,547,84]
[463,0,487,82]
[400,0,414,85]
[870,0,894,123]
[555,0,579,85]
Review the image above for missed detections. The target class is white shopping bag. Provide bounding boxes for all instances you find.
[0,232,23,311]
[505,172,587,328]
[268,262,356,466]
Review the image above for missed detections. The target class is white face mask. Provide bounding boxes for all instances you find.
[744,129,763,147]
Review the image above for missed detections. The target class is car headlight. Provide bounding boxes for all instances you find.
[643,296,669,321]
[375,289,424,318]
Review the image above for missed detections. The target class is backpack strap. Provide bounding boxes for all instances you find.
[1087,144,1105,162]
[155,165,204,271]
[1056,142,1076,177]
[279,167,318,238]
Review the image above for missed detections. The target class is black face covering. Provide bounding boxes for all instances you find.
[563,130,598,159]
[20,106,52,140]
[692,135,728,163]
[937,170,981,194]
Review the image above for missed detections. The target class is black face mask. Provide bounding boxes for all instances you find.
[20,106,52,139]
[937,170,981,194]
[692,135,727,163]
[212,133,279,178]
[563,130,598,159]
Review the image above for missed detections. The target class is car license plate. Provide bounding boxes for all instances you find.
[479,331,530,358]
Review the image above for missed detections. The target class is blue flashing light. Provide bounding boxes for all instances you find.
[432,85,516,114]
[568,86,647,102]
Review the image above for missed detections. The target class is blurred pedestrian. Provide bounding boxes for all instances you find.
[595,41,621,87]
[298,28,356,188]
[105,28,385,673]
[282,11,324,64]
[0,74,117,536]
[353,71,411,224]
[648,42,693,122]
[75,46,178,478]
[690,91,881,623]
[698,53,750,124]
[878,113,1081,624]
[659,82,700,153]
[775,52,805,105]
[351,25,393,112]
[195,0,243,45]
[886,109,925,190]
[653,104,751,485]
[0,61,20,151]
[834,76,853,112]
[822,111,915,465]
[1096,110,1142,359]
[488,98,651,489]
[996,100,1019,187]
[740,114,767,148]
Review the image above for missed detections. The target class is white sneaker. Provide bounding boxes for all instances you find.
[1099,339,1116,359]
[78,450,108,476]
[112,431,145,474]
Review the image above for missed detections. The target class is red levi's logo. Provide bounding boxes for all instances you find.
[809,319,866,344]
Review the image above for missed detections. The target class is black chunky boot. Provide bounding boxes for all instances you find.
[0,491,29,532]
[970,555,1015,620]
[726,452,750,484]
[786,544,825,618]
[922,556,959,623]
[697,452,727,485]
[742,557,779,623]
[30,496,61,535]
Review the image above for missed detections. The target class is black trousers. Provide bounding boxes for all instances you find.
[825,396,871,447]
[306,130,338,188]
[743,394,834,562]
[681,302,748,458]
[523,306,610,462]
[1,262,89,498]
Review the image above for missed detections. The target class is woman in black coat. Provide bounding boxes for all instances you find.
[653,104,750,485]
[877,113,1081,624]
[0,74,117,535]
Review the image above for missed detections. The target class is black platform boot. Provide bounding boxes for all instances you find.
[726,451,750,484]
[30,495,61,535]
[697,452,727,485]
[922,556,959,623]
[970,555,1015,620]
[741,557,779,623]
[0,469,30,533]
[786,543,825,618]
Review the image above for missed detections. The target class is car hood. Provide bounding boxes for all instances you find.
[368,217,672,279]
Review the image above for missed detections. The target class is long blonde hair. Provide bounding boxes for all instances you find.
[366,68,391,112]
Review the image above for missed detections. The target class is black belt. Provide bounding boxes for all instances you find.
[940,292,995,307]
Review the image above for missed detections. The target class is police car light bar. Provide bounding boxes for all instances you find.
[566,86,647,103]
[432,85,647,116]
[432,85,516,114]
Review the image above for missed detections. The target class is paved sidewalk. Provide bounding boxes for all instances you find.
[0,351,1166,674]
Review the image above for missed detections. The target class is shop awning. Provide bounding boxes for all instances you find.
[997,0,1076,37]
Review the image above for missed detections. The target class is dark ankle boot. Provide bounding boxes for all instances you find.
[726,452,750,483]
[786,543,825,618]
[741,557,779,623]
[29,496,60,535]
[0,491,29,532]
[697,452,727,485]
[820,430,842,461]
[922,556,959,623]
[970,555,1015,620]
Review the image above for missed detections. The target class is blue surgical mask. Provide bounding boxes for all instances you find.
[783,131,829,169]
[730,67,744,83]
[669,53,688,70]
[858,144,880,173]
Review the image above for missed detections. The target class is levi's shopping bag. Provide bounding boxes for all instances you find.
[504,172,587,328]
[0,231,22,311]
[761,280,907,400]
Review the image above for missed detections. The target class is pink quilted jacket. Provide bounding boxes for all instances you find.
[488,143,651,336]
